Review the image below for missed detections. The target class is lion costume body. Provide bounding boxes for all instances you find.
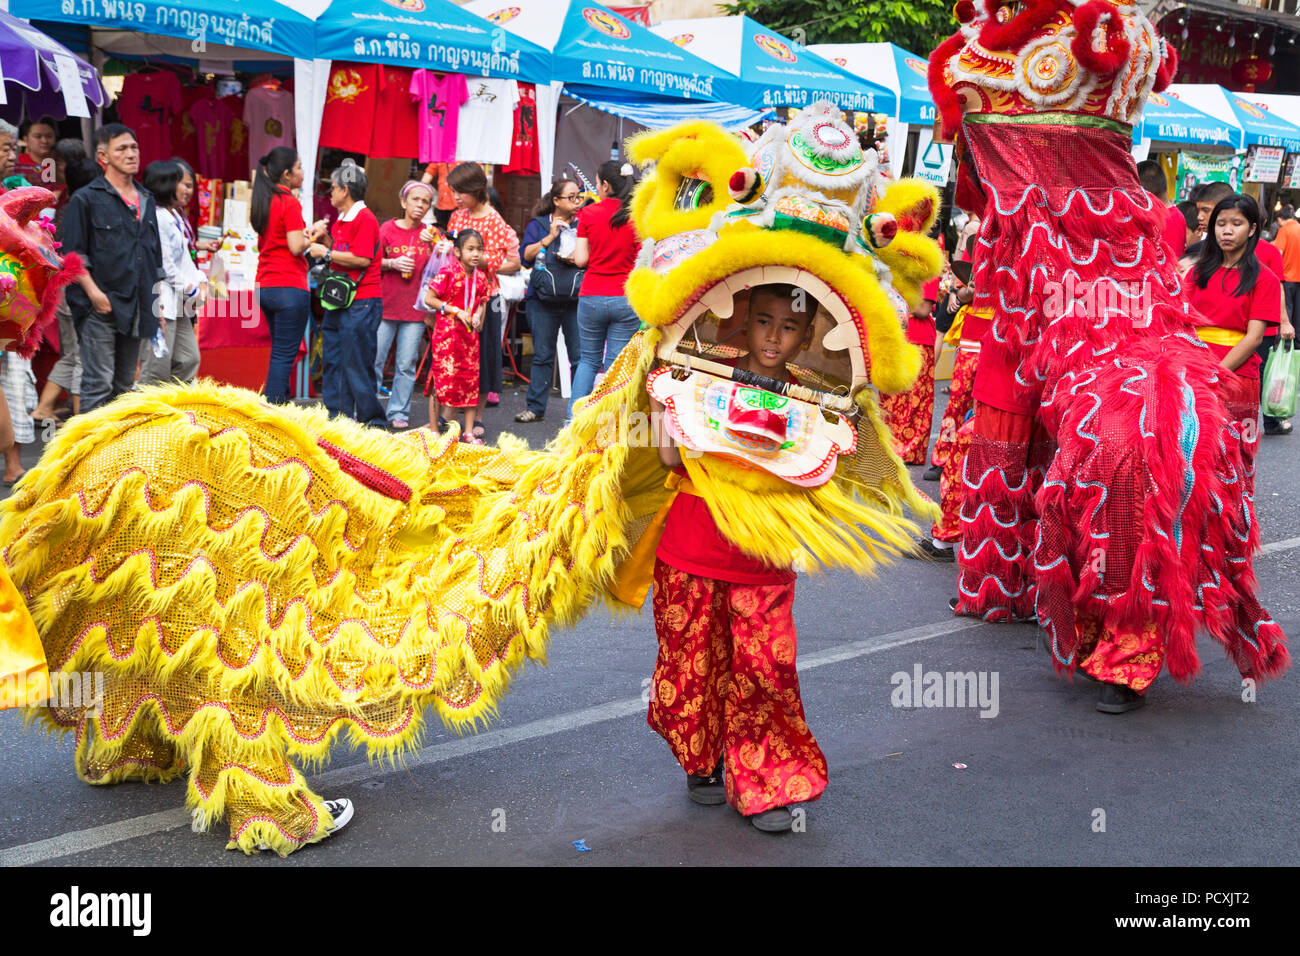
[0,109,942,855]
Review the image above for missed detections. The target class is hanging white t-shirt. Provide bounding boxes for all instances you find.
[454,78,520,166]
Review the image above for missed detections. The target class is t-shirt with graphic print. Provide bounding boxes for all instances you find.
[410,71,469,165]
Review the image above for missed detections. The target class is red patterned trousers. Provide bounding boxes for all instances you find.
[1076,617,1164,693]
[647,560,828,816]
[931,348,979,543]
[880,344,935,464]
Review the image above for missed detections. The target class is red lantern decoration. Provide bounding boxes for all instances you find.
[1232,56,1273,88]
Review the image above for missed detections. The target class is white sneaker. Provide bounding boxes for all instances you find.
[256,797,353,852]
[323,797,354,833]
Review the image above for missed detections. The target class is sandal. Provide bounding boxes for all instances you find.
[472,424,486,438]
[460,434,485,445]
[1264,420,1293,436]
[514,409,543,423]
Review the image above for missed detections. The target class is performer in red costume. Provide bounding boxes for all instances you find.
[881,276,940,464]
[928,0,1288,712]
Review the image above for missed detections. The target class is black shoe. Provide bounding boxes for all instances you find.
[949,597,960,612]
[908,538,955,562]
[686,760,725,805]
[922,464,943,482]
[750,807,795,832]
[1263,420,1293,436]
[1096,682,1145,714]
[1073,666,1100,684]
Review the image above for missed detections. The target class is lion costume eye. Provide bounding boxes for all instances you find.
[674,177,714,211]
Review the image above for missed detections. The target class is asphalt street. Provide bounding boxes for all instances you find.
[1,367,1297,867]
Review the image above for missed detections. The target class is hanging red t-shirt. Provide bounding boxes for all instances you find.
[189,97,234,180]
[255,191,308,291]
[906,277,941,346]
[118,70,183,169]
[576,197,638,297]
[378,219,433,323]
[1187,262,1281,378]
[220,94,250,182]
[501,82,540,175]
[171,84,213,172]
[320,63,380,153]
[331,203,383,301]
[369,66,419,160]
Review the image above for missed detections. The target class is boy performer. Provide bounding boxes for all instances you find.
[646,285,826,834]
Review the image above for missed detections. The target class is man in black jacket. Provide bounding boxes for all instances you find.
[58,123,163,413]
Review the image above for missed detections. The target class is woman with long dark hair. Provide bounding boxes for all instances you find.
[515,177,584,422]
[568,159,639,416]
[1188,193,1281,480]
[251,146,310,403]
[139,159,205,386]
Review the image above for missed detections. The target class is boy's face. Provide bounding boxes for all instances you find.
[742,290,813,373]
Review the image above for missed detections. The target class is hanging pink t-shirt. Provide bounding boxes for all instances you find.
[409,71,468,165]
[243,85,295,166]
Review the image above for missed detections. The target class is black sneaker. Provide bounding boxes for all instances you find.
[1096,683,1145,714]
[907,538,955,562]
[686,760,725,805]
[750,807,795,832]
[922,464,943,482]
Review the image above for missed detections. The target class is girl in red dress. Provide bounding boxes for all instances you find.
[423,230,489,442]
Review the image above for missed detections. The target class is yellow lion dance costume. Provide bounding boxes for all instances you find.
[0,106,941,855]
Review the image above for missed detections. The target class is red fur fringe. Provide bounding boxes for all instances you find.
[13,252,82,359]
[1070,1,1131,76]
[978,0,1065,53]
[928,31,970,142]
[1154,40,1178,92]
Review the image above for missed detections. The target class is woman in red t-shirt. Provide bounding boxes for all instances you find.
[1187,194,1281,478]
[568,160,640,416]
[251,146,310,404]
[307,159,388,427]
[376,180,438,430]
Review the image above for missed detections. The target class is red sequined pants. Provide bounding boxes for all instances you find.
[647,560,828,816]
[881,344,935,464]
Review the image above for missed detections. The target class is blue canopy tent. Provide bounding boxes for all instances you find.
[1136,89,1237,150]
[464,0,763,128]
[1169,84,1300,152]
[649,15,891,115]
[9,0,316,59]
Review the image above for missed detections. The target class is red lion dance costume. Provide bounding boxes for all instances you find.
[928,1,1287,692]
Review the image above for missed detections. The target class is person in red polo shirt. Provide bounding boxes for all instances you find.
[1187,194,1281,475]
[882,275,940,465]
[307,159,386,427]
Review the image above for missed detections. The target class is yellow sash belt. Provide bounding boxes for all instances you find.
[0,562,47,709]
[1196,326,1245,347]
[608,471,697,609]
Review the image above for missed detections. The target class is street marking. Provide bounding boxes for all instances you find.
[1259,534,1300,556]
[0,616,984,866]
